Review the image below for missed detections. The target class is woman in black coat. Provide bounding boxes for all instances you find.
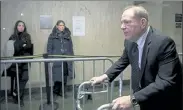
[47,20,74,97]
[3,20,32,106]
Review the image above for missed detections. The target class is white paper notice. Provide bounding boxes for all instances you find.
[72,16,85,36]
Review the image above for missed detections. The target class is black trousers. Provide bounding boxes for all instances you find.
[2,63,29,100]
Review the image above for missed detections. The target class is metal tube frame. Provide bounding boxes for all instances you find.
[97,103,113,110]
[76,81,109,110]
[1,57,122,110]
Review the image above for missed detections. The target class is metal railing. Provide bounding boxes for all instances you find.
[178,53,183,62]
[0,57,123,110]
[2,52,181,110]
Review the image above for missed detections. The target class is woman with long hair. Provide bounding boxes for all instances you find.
[47,20,74,98]
[3,20,32,106]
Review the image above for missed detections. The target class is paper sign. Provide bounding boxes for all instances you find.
[72,16,85,36]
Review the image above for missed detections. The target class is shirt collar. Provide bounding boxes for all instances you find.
[136,26,150,47]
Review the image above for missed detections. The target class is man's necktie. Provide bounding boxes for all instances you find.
[131,43,141,93]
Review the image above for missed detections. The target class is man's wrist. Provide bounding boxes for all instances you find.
[131,95,138,106]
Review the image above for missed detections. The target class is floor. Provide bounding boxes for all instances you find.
[0,85,138,110]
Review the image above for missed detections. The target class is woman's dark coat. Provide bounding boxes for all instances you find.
[2,32,32,99]
[47,27,74,82]
[7,32,32,72]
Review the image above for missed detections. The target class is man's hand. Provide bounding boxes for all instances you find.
[90,74,108,86]
[112,95,132,110]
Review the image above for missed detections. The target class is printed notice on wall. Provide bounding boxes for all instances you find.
[72,16,85,36]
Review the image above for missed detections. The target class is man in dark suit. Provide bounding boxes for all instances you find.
[90,5,182,110]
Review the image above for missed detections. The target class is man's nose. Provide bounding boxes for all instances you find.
[121,23,125,30]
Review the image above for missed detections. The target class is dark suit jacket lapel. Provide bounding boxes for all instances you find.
[140,27,153,81]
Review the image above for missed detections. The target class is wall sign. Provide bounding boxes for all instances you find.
[72,16,85,36]
[40,15,53,29]
[176,22,182,28]
[175,14,182,22]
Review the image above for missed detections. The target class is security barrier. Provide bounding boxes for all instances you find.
[1,53,181,110]
[0,56,123,110]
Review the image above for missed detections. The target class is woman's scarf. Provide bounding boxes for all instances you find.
[51,26,71,40]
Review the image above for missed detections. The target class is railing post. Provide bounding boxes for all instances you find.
[0,1,2,109]
[43,54,51,104]
[41,54,59,110]
[180,4,183,102]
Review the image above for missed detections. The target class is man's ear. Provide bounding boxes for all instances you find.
[141,18,147,28]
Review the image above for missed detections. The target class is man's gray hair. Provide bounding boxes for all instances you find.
[123,5,149,21]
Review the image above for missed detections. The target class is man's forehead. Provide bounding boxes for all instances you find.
[121,9,135,19]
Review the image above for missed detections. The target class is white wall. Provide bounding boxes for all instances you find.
[1,1,182,89]
[162,1,182,53]
[140,1,163,31]
[1,1,133,88]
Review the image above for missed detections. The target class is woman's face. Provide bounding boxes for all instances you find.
[17,22,25,32]
[57,22,65,31]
